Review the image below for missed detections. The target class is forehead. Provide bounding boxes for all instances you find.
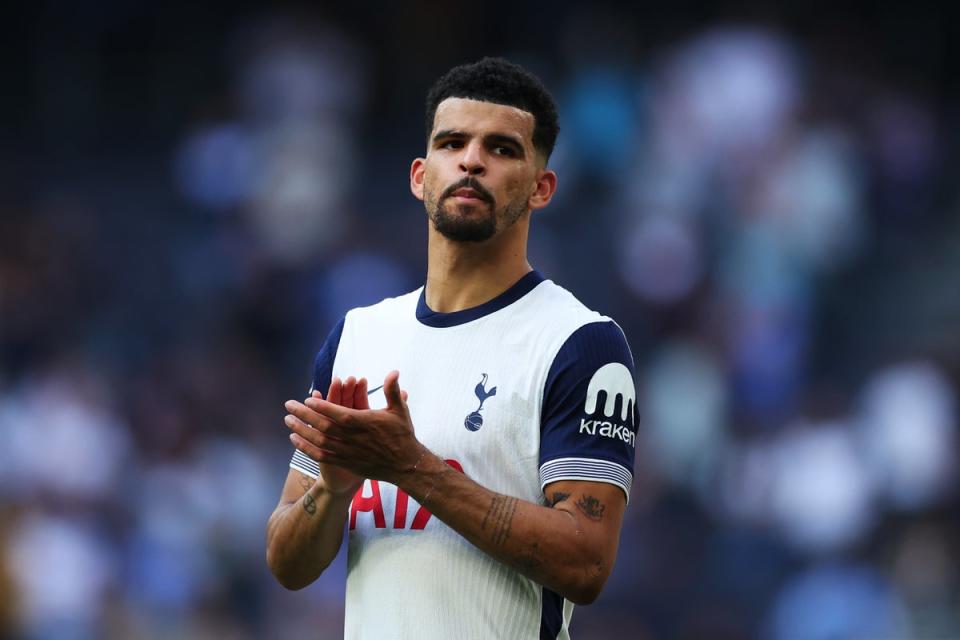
[431,97,535,143]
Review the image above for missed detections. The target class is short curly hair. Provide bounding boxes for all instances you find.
[425,58,560,162]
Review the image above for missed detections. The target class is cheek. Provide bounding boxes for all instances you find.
[502,172,534,202]
[421,167,441,200]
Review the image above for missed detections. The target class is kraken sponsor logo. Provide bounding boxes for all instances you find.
[581,363,636,447]
[584,363,635,421]
[578,419,636,447]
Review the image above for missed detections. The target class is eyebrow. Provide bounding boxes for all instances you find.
[432,129,526,155]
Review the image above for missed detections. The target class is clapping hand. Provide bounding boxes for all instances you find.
[285,377,368,496]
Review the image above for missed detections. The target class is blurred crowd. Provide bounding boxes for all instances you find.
[2,3,958,639]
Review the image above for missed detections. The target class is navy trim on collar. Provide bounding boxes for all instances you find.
[416,270,545,328]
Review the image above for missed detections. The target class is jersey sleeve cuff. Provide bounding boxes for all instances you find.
[290,450,320,479]
[539,457,633,503]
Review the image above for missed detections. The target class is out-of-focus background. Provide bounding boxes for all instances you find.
[2,2,958,639]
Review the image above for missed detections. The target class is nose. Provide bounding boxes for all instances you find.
[458,141,485,176]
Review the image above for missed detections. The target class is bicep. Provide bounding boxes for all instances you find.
[543,479,626,561]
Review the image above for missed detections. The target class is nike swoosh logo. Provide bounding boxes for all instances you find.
[367,384,383,395]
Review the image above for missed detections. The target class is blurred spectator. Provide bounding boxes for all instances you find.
[2,5,958,638]
[858,361,956,510]
[766,562,909,640]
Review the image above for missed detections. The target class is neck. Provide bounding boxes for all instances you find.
[424,221,532,313]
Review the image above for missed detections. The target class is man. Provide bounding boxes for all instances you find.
[266,58,638,639]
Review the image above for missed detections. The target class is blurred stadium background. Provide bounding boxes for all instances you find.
[1,2,958,639]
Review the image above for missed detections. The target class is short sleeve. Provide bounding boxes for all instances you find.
[539,321,638,501]
[290,317,345,479]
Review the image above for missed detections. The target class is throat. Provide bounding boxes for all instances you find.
[424,264,533,313]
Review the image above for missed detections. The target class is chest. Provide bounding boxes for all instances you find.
[336,323,549,493]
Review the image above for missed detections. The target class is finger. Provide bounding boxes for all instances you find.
[285,414,345,449]
[305,396,358,425]
[289,433,339,464]
[400,390,409,403]
[311,389,324,400]
[328,377,343,406]
[342,377,357,409]
[289,433,356,471]
[285,400,343,436]
[355,377,369,410]
[383,370,404,411]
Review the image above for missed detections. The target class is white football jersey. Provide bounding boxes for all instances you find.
[290,271,637,639]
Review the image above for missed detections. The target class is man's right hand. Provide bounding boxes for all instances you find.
[269,376,368,590]
[305,377,367,497]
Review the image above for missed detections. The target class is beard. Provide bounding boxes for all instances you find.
[425,177,528,243]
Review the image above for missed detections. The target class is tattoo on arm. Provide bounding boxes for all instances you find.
[302,493,317,516]
[482,495,518,546]
[576,495,606,522]
[298,474,313,492]
[547,491,570,507]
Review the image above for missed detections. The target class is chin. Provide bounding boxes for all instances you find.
[448,200,491,216]
[432,218,496,243]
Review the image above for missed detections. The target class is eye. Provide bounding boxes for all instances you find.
[440,140,464,150]
[492,145,516,157]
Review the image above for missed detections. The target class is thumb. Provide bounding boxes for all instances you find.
[383,370,405,411]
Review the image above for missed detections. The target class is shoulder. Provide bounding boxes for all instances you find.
[533,281,635,408]
[531,280,612,332]
[520,279,629,358]
[530,279,603,320]
[343,288,422,327]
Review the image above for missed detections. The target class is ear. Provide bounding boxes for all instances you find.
[528,169,558,211]
[410,157,426,202]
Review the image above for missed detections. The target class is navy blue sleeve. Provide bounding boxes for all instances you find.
[291,317,345,478]
[309,317,345,395]
[539,321,638,501]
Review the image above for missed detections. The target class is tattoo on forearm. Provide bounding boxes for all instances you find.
[302,493,317,516]
[576,495,605,521]
[298,474,313,492]
[482,495,518,546]
[547,491,570,507]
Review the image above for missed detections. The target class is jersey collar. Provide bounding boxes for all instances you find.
[416,270,545,328]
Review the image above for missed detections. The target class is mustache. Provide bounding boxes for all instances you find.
[441,177,494,204]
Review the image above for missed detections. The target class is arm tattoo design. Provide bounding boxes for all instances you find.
[302,493,317,516]
[482,495,519,546]
[298,474,313,492]
[576,494,606,522]
[547,491,570,507]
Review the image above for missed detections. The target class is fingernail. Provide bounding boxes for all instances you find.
[284,400,296,411]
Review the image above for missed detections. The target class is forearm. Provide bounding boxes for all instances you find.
[285,381,624,601]
[392,452,611,604]
[266,474,353,590]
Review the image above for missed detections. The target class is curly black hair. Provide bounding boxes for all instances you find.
[425,58,560,162]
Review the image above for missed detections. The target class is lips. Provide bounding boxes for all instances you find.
[444,182,493,204]
[451,188,484,200]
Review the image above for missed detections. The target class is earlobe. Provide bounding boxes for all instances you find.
[410,158,426,201]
